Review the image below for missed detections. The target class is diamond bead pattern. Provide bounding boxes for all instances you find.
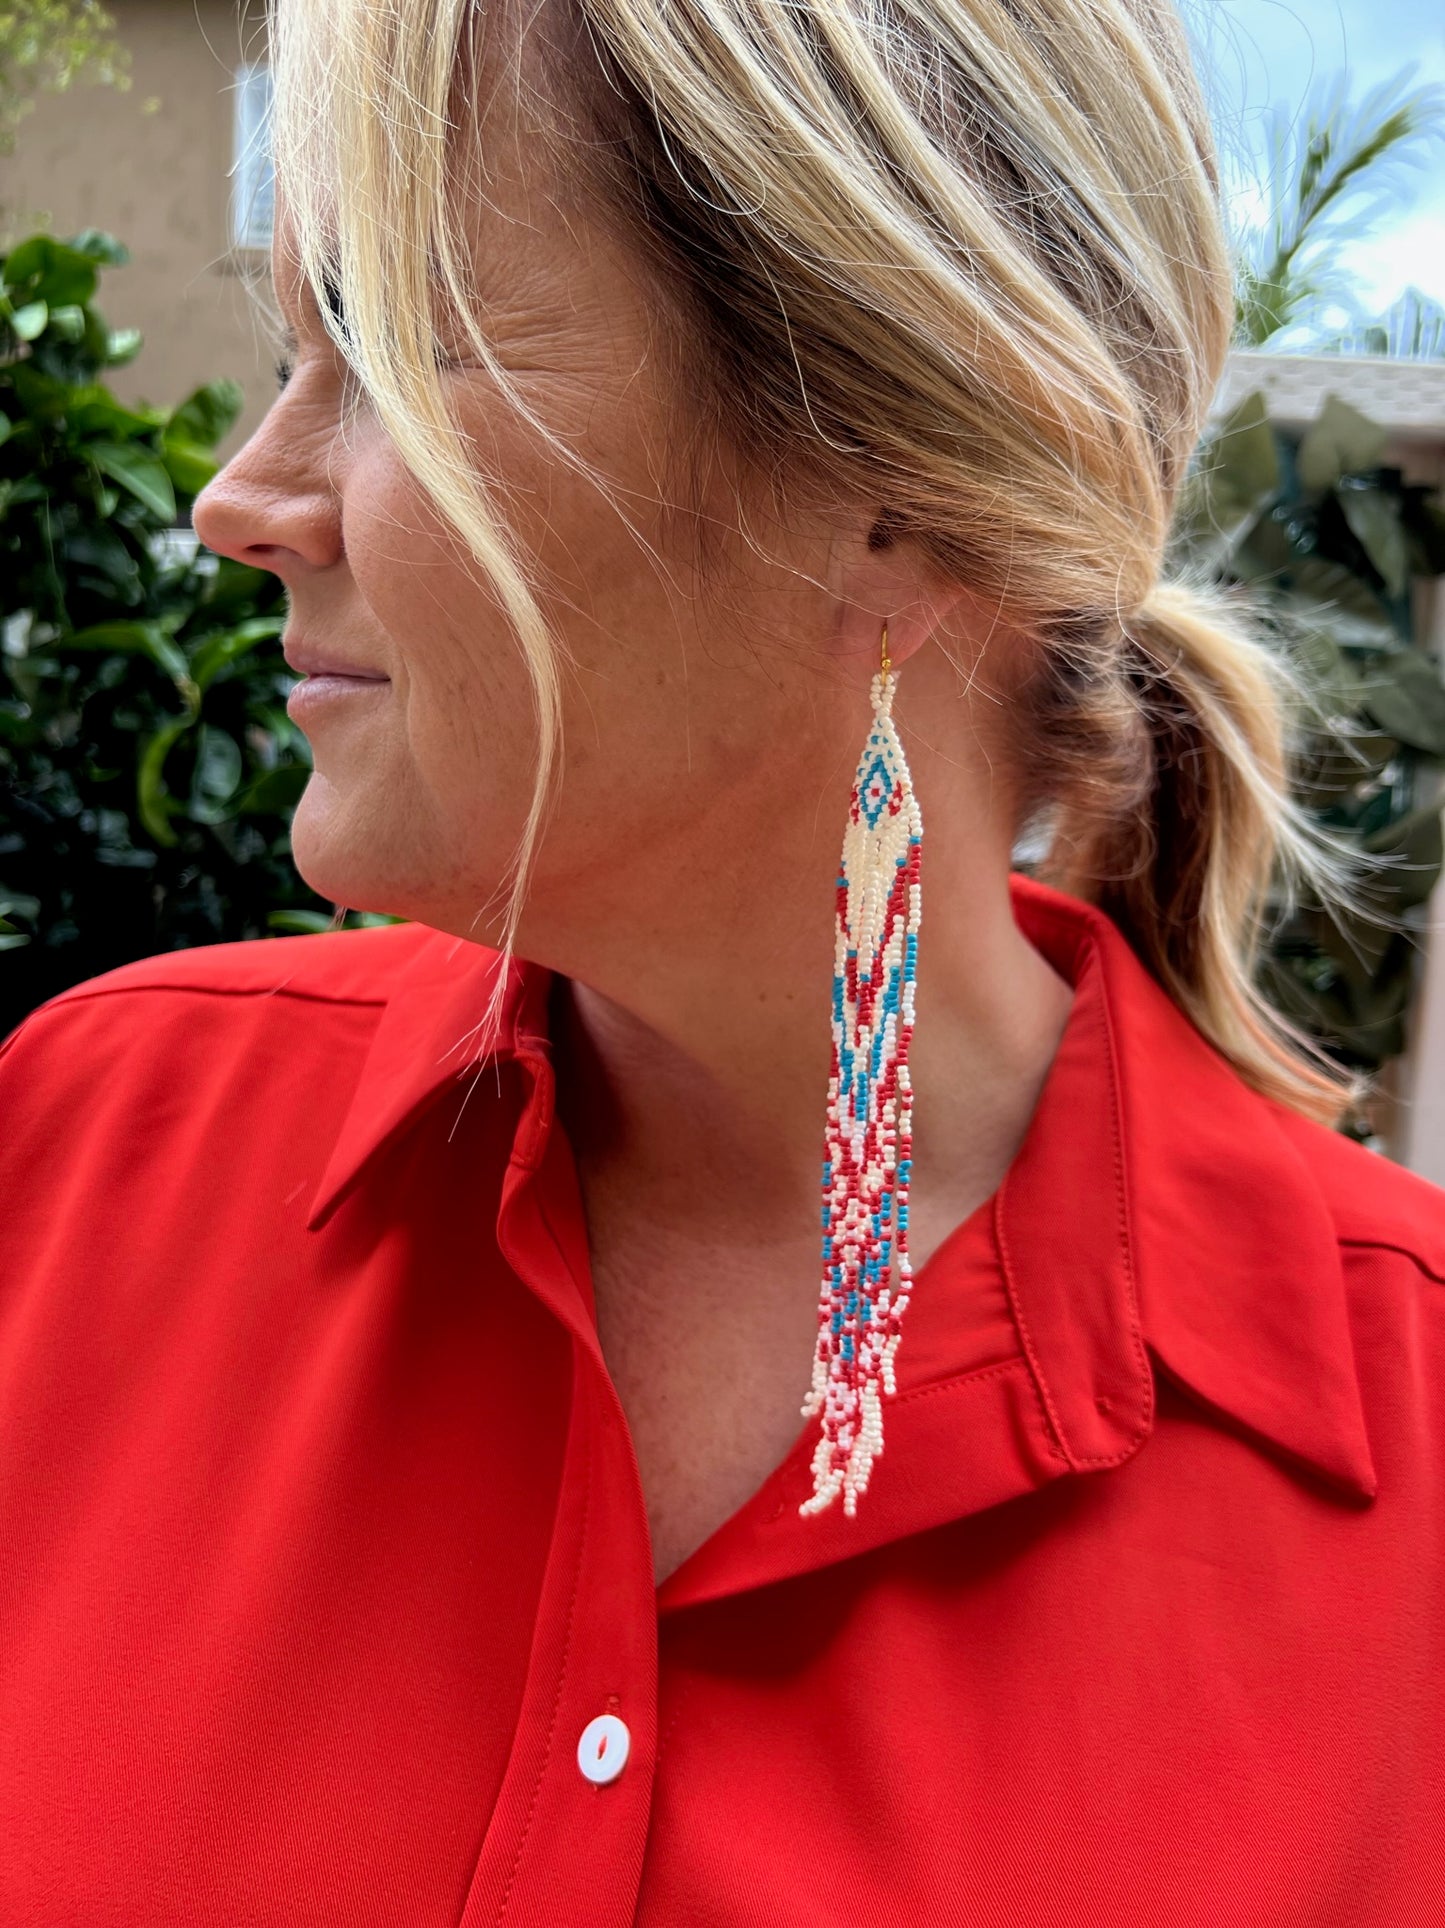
[801,667,923,1518]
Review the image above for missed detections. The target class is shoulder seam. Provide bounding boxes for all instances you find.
[1339,1236,1445,1287]
[36,981,390,1015]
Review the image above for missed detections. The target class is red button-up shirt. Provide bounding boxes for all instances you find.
[2,877,1441,1924]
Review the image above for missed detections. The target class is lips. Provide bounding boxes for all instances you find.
[282,642,390,681]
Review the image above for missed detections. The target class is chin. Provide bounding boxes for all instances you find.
[287,783,413,924]
[289,783,518,944]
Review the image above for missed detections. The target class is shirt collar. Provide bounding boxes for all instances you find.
[305,928,550,1233]
[305,876,1377,1545]
[1006,881,1376,1508]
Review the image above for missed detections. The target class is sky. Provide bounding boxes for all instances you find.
[1187,0,1445,314]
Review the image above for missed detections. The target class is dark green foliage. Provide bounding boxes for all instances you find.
[0,231,396,1034]
[1175,391,1445,1084]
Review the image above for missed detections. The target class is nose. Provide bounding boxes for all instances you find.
[191,396,344,578]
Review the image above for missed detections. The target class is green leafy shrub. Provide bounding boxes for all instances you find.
[0,0,131,157]
[0,229,396,1033]
[1175,391,1445,1089]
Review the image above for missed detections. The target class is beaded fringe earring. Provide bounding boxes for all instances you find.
[801,619,923,1519]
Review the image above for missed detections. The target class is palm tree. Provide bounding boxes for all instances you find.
[1323,286,1445,361]
[1232,68,1445,355]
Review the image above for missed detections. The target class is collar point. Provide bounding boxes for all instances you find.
[1147,1344,1379,1507]
[304,1166,355,1233]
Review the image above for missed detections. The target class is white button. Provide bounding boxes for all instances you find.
[577,1713,630,1785]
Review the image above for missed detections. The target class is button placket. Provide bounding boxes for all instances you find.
[461,1105,658,1927]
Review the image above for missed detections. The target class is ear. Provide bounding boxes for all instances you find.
[823,509,972,672]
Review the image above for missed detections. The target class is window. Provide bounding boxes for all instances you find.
[231,64,275,252]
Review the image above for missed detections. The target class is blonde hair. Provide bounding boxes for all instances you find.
[269,0,1352,1121]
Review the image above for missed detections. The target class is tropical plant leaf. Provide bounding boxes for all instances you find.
[105,327,143,367]
[1297,396,1389,494]
[1337,485,1409,597]
[189,618,285,694]
[188,725,245,823]
[45,303,86,344]
[237,765,309,815]
[135,714,193,846]
[1401,491,1445,574]
[1359,652,1445,755]
[1364,804,1445,911]
[1173,392,1279,561]
[89,442,177,523]
[166,380,244,450]
[1286,559,1400,650]
[1323,286,1445,361]
[66,387,162,438]
[160,440,218,497]
[1,235,99,310]
[68,231,130,267]
[59,620,191,689]
[267,909,338,935]
[7,300,48,341]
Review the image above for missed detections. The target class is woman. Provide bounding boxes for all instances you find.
[2,0,1441,1919]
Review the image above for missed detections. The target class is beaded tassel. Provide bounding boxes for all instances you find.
[801,630,922,1518]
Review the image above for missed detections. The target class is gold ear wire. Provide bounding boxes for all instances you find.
[879,619,891,686]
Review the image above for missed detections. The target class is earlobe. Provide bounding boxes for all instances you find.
[825,510,972,671]
[862,597,959,670]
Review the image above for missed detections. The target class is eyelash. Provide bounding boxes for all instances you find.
[270,338,461,399]
[274,271,340,397]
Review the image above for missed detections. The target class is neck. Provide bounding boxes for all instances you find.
[545,787,1072,1271]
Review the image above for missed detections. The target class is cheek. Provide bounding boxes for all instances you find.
[320,391,777,934]
[339,425,682,849]
[339,445,542,875]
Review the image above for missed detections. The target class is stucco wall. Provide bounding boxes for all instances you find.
[3,0,273,460]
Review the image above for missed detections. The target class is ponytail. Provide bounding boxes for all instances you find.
[1037,579,1354,1124]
